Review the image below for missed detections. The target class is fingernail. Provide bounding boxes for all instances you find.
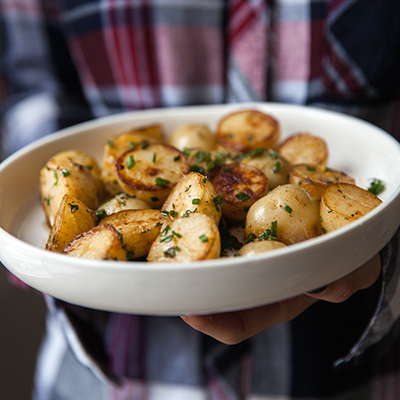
[307,285,327,294]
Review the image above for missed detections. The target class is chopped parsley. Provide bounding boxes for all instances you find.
[126,155,135,169]
[213,195,224,211]
[164,246,180,258]
[95,209,107,222]
[155,177,170,187]
[368,178,384,196]
[160,234,173,243]
[199,234,208,242]
[235,192,251,202]
[68,203,79,213]
[283,203,292,214]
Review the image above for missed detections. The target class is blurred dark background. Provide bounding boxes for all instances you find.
[0,267,46,399]
[0,73,47,399]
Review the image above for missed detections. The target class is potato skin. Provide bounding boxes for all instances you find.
[289,164,356,201]
[147,213,221,263]
[63,224,128,261]
[238,240,286,257]
[320,182,382,232]
[40,150,105,226]
[208,163,269,222]
[240,148,290,190]
[167,124,217,152]
[277,132,328,166]
[217,110,280,152]
[99,209,166,259]
[161,172,222,225]
[245,184,323,245]
[115,143,190,207]
[46,194,98,253]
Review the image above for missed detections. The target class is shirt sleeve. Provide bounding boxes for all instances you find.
[0,0,93,159]
[334,225,400,369]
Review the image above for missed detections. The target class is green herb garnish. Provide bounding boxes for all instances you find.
[368,178,384,196]
[155,177,170,187]
[235,192,251,202]
[283,203,292,214]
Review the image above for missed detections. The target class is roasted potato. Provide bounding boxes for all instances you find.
[217,110,280,152]
[238,239,286,256]
[115,143,190,207]
[45,194,98,253]
[96,193,151,219]
[245,184,323,245]
[239,148,291,190]
[167,123,217,152]
[147,213,221,263]
[161,172,222,225]
[208,163,269,222]
[184,148,237,175]
[63,224,128,261]
[99,209,166,259]
[40,150,105,226]
[289,164,356,201]
[101,125,163,195]
[320,182,382,232]
[277,132,328,166]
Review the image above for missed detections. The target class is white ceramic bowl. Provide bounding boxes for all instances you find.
[1,103,399,315]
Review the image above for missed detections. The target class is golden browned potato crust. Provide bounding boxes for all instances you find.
[147,213,221,263]
[208,163,269,222]
[63,224,128,261]
[101,125,163,195]
[217,110,280,152]
[320,183,382,232]
[46,194,97,253]
[289,164,356,201]
[99,209,166,259]
[278,132,328,166]
[115,143,190,207]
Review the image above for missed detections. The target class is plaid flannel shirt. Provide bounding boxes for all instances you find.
[1,0,400,399]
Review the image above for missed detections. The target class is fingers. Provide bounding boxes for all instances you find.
[181,254,382,344]
[181,294,317,345]
[306,253,382,303]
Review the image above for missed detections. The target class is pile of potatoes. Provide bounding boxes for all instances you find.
[40,109,383,263]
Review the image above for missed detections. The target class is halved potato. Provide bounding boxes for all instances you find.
[167,124,217,152]
[147,213,221,263]
[208,163,269,222]
[101,125,163,195]
[45,194,97,253]
[217,110,280,152]
[63,224,127,261]
[96,193,151,219]
[277,132,328,166]
[245,184,323,245]
[240,148,291,189]
[161,172,222,225]
[289,164,356,201]
[99,209,166,259]
[40,149,105,226]
[320,182,382,232]
[115,143,190,207]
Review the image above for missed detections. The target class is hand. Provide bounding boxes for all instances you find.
[181,254,381,344]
